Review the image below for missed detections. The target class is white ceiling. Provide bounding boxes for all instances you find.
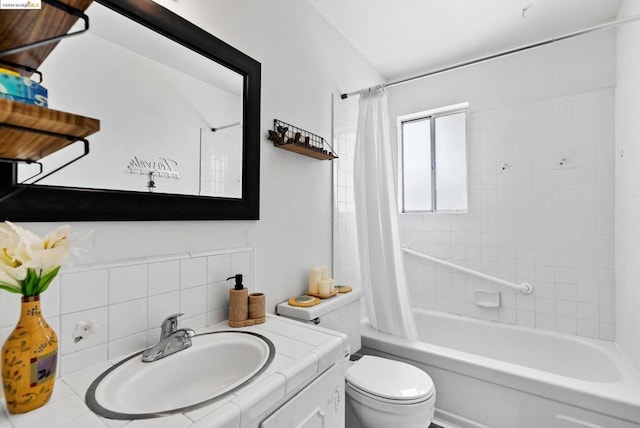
[307,0,622,81]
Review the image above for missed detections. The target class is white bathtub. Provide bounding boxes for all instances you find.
[361,309,640,428]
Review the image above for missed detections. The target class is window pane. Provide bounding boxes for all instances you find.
[402,118,432,211]
[435,112,467,210]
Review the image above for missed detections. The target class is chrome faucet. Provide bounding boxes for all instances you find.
[142,313,195,362]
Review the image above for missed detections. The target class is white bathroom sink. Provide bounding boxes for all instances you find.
[86,331,274,419]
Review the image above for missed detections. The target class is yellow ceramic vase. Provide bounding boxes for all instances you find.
[1,295,58,414]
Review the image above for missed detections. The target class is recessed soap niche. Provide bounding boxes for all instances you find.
[475,289,501,308]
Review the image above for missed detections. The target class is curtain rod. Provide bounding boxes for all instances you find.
[340,13,640,100]
[211,122,241,132]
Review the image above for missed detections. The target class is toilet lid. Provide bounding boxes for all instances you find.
[346,356,434,401]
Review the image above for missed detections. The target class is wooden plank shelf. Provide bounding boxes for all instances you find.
[271,141,337,160]
[0,98,99,161]
[0,0,99,164]
[0,0,94,75]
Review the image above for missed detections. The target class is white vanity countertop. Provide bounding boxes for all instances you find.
[0,314,347,428]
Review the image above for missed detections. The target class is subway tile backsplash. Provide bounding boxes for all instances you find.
[0,247,254,377]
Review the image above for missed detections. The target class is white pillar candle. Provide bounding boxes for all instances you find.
[328,278,335,293]
[308,267,321,294]
[320,265,329,280]
[318,279,330,295]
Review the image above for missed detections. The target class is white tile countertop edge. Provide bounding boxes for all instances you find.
[1,314,348,428]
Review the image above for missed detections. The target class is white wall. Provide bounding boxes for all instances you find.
[359,30,615,339]
[387,30,615,115]
[616,0,640,370]
[6,0,381,320]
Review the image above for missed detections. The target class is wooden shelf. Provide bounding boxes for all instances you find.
[0,0,99,164]
[0,0,94,75]
[0,98,99,161]
[273,142,337,160]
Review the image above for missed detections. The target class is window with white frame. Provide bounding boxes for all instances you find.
[398,103,468,213]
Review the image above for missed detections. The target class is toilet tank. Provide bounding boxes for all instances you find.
[276,289,362,354]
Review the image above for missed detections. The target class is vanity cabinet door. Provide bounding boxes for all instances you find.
[261,363,344,428]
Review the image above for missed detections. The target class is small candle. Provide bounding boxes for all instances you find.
[308,267,321,294]
[320,265,329,280]
[318,279,330,295]
[328,278,335,293]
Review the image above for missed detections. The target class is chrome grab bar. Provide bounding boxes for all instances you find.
[401,245,534,295]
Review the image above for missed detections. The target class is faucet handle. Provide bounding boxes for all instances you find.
[160,313,183,339]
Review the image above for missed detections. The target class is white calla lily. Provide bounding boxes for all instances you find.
[0,222,70,296]
[0,263,20,289]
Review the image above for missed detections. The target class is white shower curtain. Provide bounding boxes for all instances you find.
[354,87,418,340]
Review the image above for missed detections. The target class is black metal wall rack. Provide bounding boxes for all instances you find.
[267,119,337,160]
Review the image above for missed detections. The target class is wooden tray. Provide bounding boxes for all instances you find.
[288,295,320,307]
[306,290,338,299]
[228,317,265,328]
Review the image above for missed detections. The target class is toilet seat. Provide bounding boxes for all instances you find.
[346,356,435,404]
[346,381,431,405]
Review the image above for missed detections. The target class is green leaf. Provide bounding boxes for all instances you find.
[36,266,60,295]
[0,283,21,294]
[31,269,41,295]
[23,269,40,297]
[22,270,31,296]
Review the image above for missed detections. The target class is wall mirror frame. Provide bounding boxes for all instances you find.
[0,0,261,221]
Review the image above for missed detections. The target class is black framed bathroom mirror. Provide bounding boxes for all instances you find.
[0,0,261,221]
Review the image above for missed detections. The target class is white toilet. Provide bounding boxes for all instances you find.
[276,289,435,428]
[345,354,435,428]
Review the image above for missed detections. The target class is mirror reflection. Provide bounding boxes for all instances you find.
[17,2,244,199]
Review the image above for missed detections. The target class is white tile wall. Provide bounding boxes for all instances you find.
[179,257,207,289]
[333,88,616,341]
[0,247,254,377]
[616,0,640,371]
[60,270,109,314]
[332,95,361,290]
[400,88,615,340]
[108,265,147,304]
[148,260,181,296]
